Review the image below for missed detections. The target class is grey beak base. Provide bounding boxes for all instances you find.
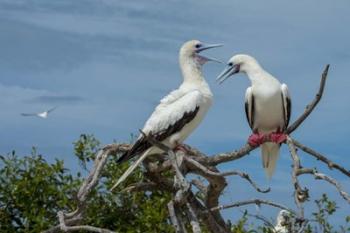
[196,43,223,53]
[216,64,239,84]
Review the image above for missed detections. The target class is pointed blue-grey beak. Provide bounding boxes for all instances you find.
[196,43,224,64]
[196,43,223,52]
[216,63,240,84]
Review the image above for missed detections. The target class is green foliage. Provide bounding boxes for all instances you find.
[312,193,337,233]
[0,150,79,232]
[73,134,100,170]
[0,134,173,233]
[230,211,257,233]
[0,135,348,233]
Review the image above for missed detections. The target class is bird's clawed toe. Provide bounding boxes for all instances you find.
[174,143,190,154]
[269,132,287,144]
[248,133,265,147]
[248,132,287,146]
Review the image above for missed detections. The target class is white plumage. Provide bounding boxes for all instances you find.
[217,54,291,179]
[274,210,291,233]
[111,40,222,190]
[142,89,211,147]
[21,106,57,119]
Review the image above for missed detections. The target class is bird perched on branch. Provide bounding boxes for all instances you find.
[274,210,293,233]
[21,106,58,119]
[111,40,222,190]
[217,54,291,178]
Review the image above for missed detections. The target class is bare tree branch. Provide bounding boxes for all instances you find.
[286,137,308,218]
[44,64,350,233]
[287,64,330,134]
[168,200,185,233]
[121,182,157,192]
[292,139,350,177]
[208,199,296,215]
[43,144,128,233]
[186,202,202,233]
[297,168,350,204]
[184,156,270,193]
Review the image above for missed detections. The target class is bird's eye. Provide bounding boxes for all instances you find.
[195,44,201,49]
[228,62,233,66]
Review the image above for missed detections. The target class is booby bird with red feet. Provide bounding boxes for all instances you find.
[217,54,291,179]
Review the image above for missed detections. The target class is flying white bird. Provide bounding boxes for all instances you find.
[21,106,58,119]
[217,54,291,178]
[111,40,222,190]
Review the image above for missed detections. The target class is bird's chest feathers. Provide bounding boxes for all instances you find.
[251,85,284,131]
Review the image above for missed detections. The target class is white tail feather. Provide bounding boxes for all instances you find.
[110,148,152,191]
[261,142,280,179]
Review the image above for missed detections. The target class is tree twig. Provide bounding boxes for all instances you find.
[287,64,330,134]
[292,139,350,177]
[184,156,270,193]
[286,137,308,218]
[208,199,296,215]
[297,168,350,204]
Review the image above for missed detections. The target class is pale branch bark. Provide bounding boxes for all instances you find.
[200,143,256,166]
[57,211,116,233]
[287,137,350,218]
[139,132,225,228]
[186,202,202,233]
[292,139,350,177]
[168,200,185,233]
[187,192,231,233]
[244,212,275,229]
[297,168,350,204]
[121,181,157,192]
[42,217,82,233]
[286,137,308,218]
[184,156,270,193]
[190,179,207,193]
[43,144,128,233]
[286,64,330,134]
[44,64,350,233]
[208,199,296,215]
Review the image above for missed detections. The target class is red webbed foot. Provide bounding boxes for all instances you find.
[269,132,287,144]
[174,143,190,154]
[248,133,266,147]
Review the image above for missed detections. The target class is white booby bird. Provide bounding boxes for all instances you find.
[274,210,291,233]
[21,106,58,119]
[217,54,291,178]
[112,40,222,189]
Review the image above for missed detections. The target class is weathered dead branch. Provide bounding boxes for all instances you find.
[44,65,349,233]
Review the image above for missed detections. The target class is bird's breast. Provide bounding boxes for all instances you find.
[169,94,212,145]
[252,86,284,132]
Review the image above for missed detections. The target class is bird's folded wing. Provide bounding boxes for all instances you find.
[281,84,291,129]
[143,89,203,135]
[244,87,255,130]
[117,89,203,163]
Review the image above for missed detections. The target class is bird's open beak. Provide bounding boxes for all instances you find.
[196,43,224,64]
[196,43,223,52]
[216,64,240,84]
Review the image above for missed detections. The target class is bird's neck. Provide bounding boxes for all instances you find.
[245,65,275,86]
[180,57,206,85]
[179,58,212,97]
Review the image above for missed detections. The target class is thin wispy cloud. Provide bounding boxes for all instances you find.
[28,95,85,104]
[0,0,349,226]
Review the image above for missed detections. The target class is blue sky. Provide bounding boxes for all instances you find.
[0,0,349,227]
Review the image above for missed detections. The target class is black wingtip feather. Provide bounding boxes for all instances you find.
[116,151,129,163]
[117,106,200,164]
